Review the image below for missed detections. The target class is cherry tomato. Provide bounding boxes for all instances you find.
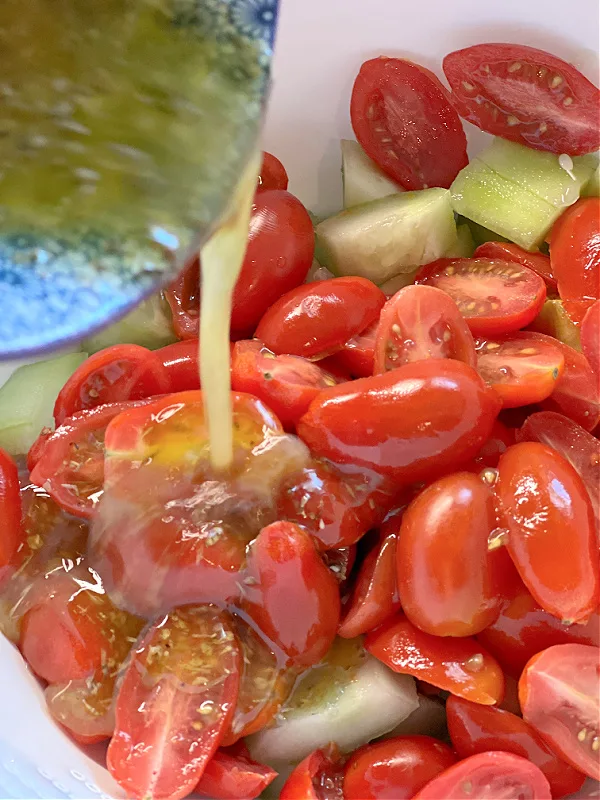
[108,606,241,800]
[477,581,600,678]
[195,748,277,800]
[416,258,547,336]
[520,643,600,780]
[298,359,501,483]
[344,735,456,800]
[165,257,201,340]
[322,545,357,589]
[374,285,476,373]
[242,521,340,668]
[443,43,600,155]
[53,345,170,426]
[397,472,507,637]
[517,411,599,536]
[338,528,400,639]
[26,428,53,472]
[280,744,344,800]
[0,448,22,577]
[157,339,201,391]
[581,299,600,377]
[332,321,377,378]
[365,614,505,705]
[46,677,116,745]
[414,751,551,799]
[550,198,600,321]
[465,419,516,472]
[231,340,339,431]
[277,459,398,551]
[474,242,557,291]
[496,442,599,623]
[350,57,468,190]
[257,151,289,192]
[475,333,565,408]
[255,277,385,360]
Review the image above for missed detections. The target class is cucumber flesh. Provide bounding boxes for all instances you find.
[379,268,420,296]
[527,299,581,351]
[582,164,600,197]
[0,352,87,455]
[83,293,176,353]
[461,218,510,247]
[316,188,458,284]
[445,222,475,258]
[342,139,403,208]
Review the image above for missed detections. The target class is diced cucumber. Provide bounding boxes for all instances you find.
[379,268,420,296]
[0,352,87,455]
[477,138,596,208]
[83,293,177,353]
[582,164,600,197]
[341,139,403,208]
[461,218,510,247]
[316,188,458,284]
[527,299,581,351]
[445,222,475,258]
[385,693,447,739]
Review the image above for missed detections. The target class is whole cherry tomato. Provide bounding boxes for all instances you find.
[157,339,201,391]
[496,442,599,623]
[255,277,385,360]
[280,744,344,800]
[474,242,556,291]
[0,448,22,577]
[298,359,501,483]
[257,151,289,192]
[195,747,277,800]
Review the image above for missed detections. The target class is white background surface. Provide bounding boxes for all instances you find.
[1,0,598,796]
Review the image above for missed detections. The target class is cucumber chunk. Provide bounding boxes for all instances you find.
[316,188,458,284]
[341,139,403,208]
[83,293,176,353]
[582,164,600,197]
[527,299,581,351]
[446,222,475,258]
[461,218,510,247]
[0,352,87,455]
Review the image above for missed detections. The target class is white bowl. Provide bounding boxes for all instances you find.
[0,0,598,796]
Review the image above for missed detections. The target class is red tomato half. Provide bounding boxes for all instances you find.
[350,57,468,190]
[581,300,600,377]
[413,751,551,799]
[475,333,565,408]
[196,748,277,800]
[520,644,600,780]
[108,606,241,800]
[365,614,505,705]
[298,359,501,484]
[257,151,289,192]
[0,448,22,575]
[255,277,385,360]
[280,744,344,800]
[333,321,377,378]
[474,242,556,291]
[343,736,456,800]
[374,285,476,373]
[53,345,170,426]
[416,258,547,336]
[443,43,600,155]
[157,339,201,391]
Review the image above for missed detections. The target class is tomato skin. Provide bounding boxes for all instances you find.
[365,614,505,705]
[157,339,201,391]
[374,285,476,373]
[195,749,277,799]
[414,751,552,799]
[443,43,600,155]
[581,299,600,377]
[447,695,586,798]
[350,57,468,190]
[298,359,501,484]
[332,321,377,378]
[53,345,170,425]
[343,736,457,800]
[397,472,505,637]
[257,151,288,192]
[416,258,547,337]
[519,644,600,780]
[465,419,516,472]
[0,448,22,575]
[474,242,557,291]
[496,442,599,623]
[165,258,201,340]
[280,744,344,800]
[242,521,340,669]
[231,340,339,431]
[255,277,385,360]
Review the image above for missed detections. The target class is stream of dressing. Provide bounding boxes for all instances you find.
[199,151,262,471]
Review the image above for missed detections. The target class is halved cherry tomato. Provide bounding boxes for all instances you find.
[474,242,557,291]
[496,442,599,623]
[242,521,340,668]
[26,428,53,472]
[0,448,22,575]
[475,333,565,408]
[280,744,344,800]
[157,339,201,391]
[53,345,170,426]
[257,151,289,192]
[520,643,600,780]
[255,277,385,360]
[277,459,398,551]
[165,257,201,340]
[196,748,277,800]
[447,696,586,798]
[46,678,116,745]
[416,258,547,336]
[332,321,377,378]
[374,285,476,373]
[231,340,339,431]
[581,300,600,377]
[298,359,501,483]
[465,419,516,472]
[443,43,600,155]
[397,472,506,637]
[414,751,551,799]
[365,614,505,705]
[344,736,456,800]
[338,528,400,639]
[550,198,600,321]
[350,57,468,190]
[108,606,240,800]
[477,581,600,678]
[323,545,357,589]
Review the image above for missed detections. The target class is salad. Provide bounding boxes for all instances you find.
[0,40,599,800]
